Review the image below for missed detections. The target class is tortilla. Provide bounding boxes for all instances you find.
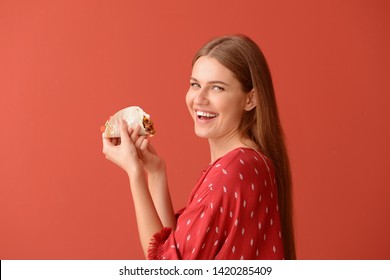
[101,106,155,138]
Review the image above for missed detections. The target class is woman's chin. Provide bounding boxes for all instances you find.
[194,127,211,139]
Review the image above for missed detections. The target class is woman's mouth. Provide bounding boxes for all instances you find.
[196,110,219,120]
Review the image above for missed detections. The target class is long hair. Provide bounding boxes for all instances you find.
[192,35,296,259]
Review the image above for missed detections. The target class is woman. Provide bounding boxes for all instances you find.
[102,34,296,260]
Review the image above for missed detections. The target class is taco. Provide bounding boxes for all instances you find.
[101,106,155,138]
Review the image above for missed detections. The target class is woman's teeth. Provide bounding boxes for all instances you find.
[196,111,218,118]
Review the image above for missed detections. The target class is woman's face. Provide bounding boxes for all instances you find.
[186,56,251,141]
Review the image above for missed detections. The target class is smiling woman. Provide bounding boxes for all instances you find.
[102,34,295,260]
[186,56,257,156]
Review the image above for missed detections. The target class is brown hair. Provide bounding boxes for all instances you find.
[192,34,296,259]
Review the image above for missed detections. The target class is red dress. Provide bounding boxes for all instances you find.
[148,147,284,260]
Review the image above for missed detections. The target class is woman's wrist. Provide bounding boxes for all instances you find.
[148,162,168,190]
[147,160,166,178]
[127,165,145,181]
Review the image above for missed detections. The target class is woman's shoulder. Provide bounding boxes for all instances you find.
[206,147,273,179]
[197,147,275,201]
[214,147,269,166]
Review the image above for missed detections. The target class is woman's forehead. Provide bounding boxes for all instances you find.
[191,56,237,84]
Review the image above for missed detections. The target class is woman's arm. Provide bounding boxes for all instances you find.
[133,134,176,229]
[147,167,176,229]
[102,120,169,257]
[127,167,164,257]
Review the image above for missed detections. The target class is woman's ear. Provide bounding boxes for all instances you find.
[244,89,257,111]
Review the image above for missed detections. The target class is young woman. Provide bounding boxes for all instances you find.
[102,34,296,260]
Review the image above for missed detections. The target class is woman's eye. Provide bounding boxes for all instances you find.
[190,82,200,89]
[212,85,224,92]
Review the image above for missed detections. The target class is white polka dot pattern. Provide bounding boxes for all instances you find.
[148,147,284,260]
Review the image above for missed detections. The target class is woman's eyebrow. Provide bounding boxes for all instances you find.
[190,77,229,86]
[208,80,229,86]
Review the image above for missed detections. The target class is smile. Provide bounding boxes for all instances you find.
[196,111,219,119]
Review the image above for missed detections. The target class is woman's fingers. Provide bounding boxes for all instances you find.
[103,120,156,172]
[110,137,120,146]
[102,135,114,159]
[139,138,149,151]
[102,120,144,174]
[119,119,131,142]
[129,124,141,143]
[135,135,146,149]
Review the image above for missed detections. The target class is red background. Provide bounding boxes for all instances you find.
[1,0,389,259]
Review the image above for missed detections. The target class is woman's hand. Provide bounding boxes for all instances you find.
[102,119,165,176]
[102,119,144,176]
[103,119,174,253]
[136,136,165,175]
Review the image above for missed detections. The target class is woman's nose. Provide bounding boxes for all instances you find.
[194,88,209,105]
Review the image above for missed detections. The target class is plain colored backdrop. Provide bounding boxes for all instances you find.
[1,0,389,259]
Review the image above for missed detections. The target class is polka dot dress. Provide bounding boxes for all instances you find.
[147,148,284,260]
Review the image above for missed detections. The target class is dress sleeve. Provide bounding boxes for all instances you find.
[147,227,173,260]
[147,185,229,259]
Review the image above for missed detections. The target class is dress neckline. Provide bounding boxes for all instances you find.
[209,146,264,166]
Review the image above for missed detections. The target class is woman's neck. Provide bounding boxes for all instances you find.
[208,134,257,163]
